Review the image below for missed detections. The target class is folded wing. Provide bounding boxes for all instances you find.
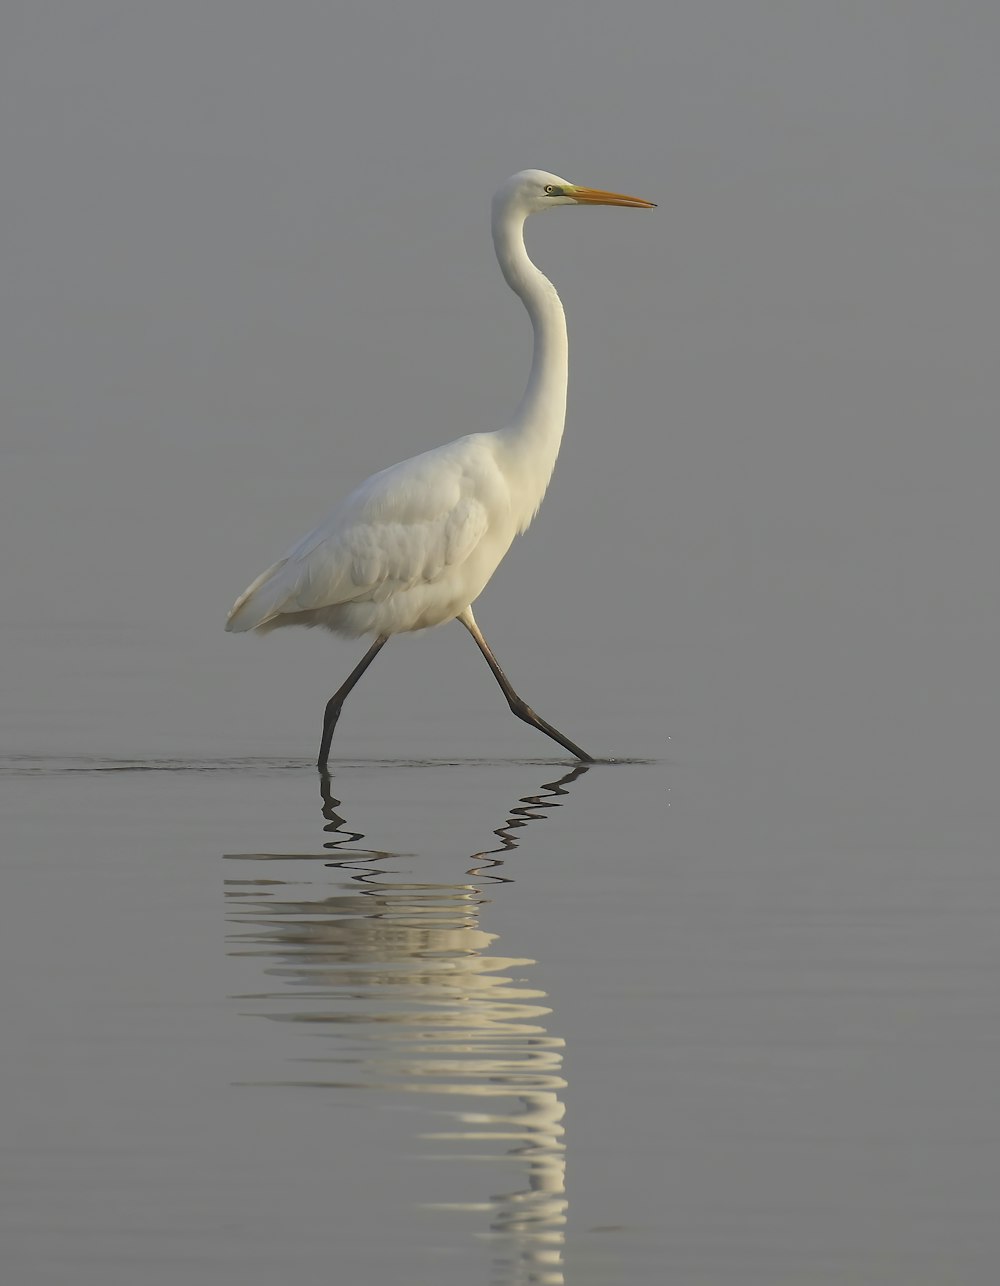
[225,436,503,633]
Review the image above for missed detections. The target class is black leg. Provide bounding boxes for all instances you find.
[318,634,389,769]
[458,608,595,762]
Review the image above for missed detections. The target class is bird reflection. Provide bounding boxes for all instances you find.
[225,763,588,1286]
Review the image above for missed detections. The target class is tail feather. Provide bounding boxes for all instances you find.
[225,558,292,633]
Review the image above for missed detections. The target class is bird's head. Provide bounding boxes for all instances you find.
[495,169,657,218]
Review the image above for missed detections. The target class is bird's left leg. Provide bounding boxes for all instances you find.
[318,634,389,769]
[457,608,595,761]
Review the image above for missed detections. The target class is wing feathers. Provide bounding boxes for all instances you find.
[225,436,504,633]
[224,558,291,632]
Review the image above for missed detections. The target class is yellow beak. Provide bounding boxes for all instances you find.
[570,186,657,209]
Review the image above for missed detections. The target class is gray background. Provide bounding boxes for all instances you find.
[2,0,996,775]
[2,4,1000,1284]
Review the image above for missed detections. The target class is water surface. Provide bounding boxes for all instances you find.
[4,750,999,1284]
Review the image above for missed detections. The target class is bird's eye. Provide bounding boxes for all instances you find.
[544,185,555,194]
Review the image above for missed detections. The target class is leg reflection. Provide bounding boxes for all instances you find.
[226,763,590,1286]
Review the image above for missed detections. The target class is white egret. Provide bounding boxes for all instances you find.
[226,169,656,766]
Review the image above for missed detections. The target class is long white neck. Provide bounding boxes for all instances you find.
[491,200,568,525]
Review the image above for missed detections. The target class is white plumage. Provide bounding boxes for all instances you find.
[227,435,505,638]
[226,169,655,766]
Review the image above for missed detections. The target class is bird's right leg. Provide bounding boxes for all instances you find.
[458,608,595,762]
[318,634,389,769]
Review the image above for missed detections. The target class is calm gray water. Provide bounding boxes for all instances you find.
[3,736,998,1285]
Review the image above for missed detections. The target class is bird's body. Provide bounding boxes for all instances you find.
[226,169,655,764]
[227,430,527,639]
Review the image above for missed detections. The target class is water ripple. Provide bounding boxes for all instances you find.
[0,753,649,777]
